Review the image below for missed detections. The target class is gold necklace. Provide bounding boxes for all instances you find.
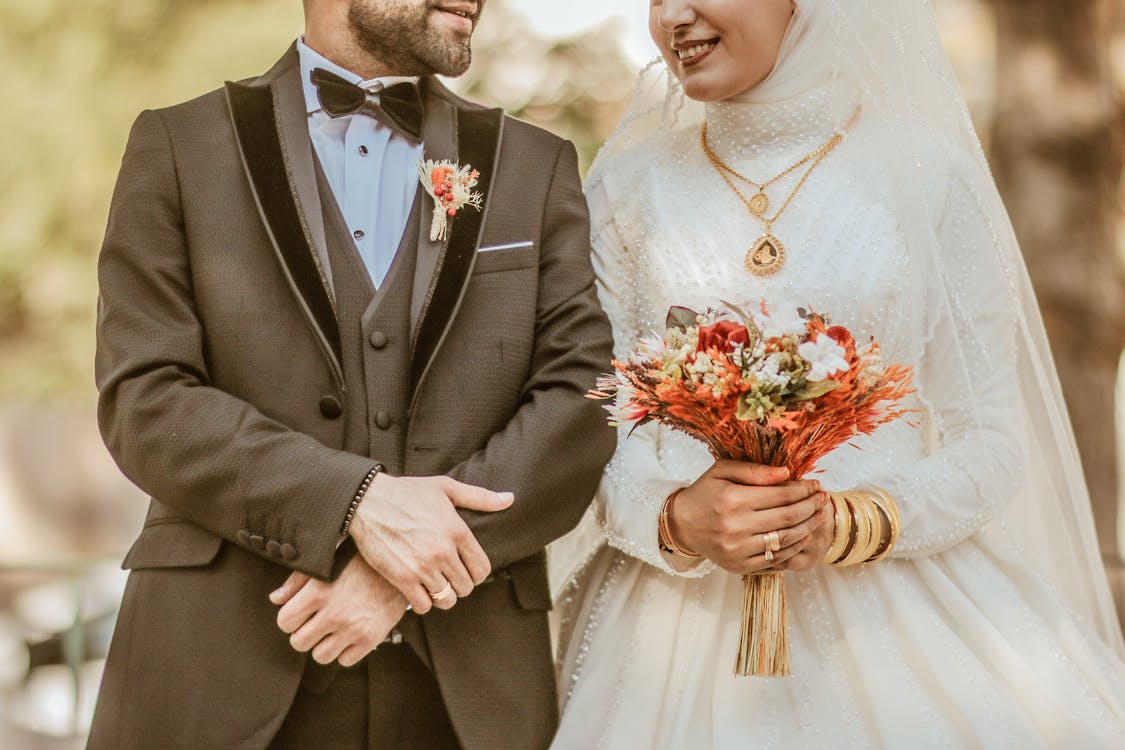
[702,123,843,276]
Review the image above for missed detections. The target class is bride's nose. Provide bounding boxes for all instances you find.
[658,0,697,32]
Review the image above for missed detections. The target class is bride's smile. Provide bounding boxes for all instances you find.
[650,0,795,102]
[674,38,718,66]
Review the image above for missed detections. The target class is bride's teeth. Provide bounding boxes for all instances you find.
[678,42,715,61]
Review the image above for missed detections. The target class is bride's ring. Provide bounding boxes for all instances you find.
[429,583,455,602]
[763,530,781,553]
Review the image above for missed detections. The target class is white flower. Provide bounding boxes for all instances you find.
[754,307,808,340]
[754,352,791,388]
[798,334,849,382]
[686,352,715,377]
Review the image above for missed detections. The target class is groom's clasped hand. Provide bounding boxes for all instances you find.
[270,473,514,666]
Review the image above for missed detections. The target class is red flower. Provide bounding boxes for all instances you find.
[697,320,750,354]
[826,325,856,361]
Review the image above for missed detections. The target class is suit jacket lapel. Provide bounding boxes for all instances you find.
[274,57,332,295]
[224,45,344,382]
[410,78,505,392]
[410,82,456,335]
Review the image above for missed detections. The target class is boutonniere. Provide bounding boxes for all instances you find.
[416,159,484,242]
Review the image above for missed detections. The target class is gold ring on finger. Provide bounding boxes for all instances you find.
[429,583,455,602]
[764,530,781,553]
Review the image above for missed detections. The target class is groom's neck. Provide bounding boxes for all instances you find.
[304,15,395,80]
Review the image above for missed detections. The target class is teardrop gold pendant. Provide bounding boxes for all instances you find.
[745,234,785,276]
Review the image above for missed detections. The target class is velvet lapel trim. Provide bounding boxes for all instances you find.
[225,80,344,373]
[410,83,457,336]
[410,106,505,390]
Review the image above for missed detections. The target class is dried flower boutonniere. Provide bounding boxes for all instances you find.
[417,159,484,242]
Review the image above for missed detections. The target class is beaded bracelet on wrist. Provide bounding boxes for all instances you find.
[341,463,386,536]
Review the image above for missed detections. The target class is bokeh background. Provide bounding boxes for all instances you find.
[0,0,1122,746]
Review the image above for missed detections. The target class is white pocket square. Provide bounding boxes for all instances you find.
[478,241,535,253]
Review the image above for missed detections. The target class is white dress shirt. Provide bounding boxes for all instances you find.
[298,38,423,289]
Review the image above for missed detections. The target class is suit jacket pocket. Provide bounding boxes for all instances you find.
[507,555,552,611]
[472,245,537,275]
[122,519,224,570]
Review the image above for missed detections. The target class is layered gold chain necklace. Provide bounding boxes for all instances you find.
[701,122,844,276]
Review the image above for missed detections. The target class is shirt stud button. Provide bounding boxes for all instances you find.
[353,229,365,240]
[358,145,369,156]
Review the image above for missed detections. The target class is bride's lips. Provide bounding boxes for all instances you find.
[434,2,477,35]
[675,38,719,68]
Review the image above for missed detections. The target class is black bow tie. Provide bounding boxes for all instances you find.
[310,67,424,143]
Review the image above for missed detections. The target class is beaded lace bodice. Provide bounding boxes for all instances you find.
[588,85,1023,576]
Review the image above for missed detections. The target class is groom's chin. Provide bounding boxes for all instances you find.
[425,46,473,78]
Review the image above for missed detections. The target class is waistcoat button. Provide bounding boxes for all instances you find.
[375,411,393,430]
[369,330,388,349]
[319,395,343,419]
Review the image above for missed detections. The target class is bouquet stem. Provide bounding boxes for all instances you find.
[735,571,791,677]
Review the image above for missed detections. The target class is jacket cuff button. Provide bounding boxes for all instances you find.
[266,540,282,557]
[281,543,298,560]
[250,534,265,550]
[236,530,251,545]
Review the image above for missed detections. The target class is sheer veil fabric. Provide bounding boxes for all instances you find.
[552,1,1125,747]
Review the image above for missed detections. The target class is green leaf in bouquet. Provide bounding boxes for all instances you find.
[736,391,777,422]
[666,306,700,332]
[791,379,841,401]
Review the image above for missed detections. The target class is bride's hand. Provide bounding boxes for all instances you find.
[769,502,834,572]
[667,460,828,574]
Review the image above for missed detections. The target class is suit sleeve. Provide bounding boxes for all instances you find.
[95,110,377,580]
[446,140,617,571]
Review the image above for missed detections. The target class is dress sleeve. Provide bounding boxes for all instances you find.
[862,166,1027,557]
[586,185,716,577]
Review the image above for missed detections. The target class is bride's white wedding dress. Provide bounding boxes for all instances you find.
[552,3,1125,748]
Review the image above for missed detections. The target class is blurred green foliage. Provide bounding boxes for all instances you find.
[0,0,634,402]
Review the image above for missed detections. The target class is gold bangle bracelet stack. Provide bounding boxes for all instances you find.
[658,487,702,560]
[821,487,901,566]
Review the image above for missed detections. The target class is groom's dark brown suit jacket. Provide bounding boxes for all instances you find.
[89,44,614,750]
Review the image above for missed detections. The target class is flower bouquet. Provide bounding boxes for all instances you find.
[589,302,914,676]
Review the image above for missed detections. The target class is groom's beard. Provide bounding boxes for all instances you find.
[348,0,481,77]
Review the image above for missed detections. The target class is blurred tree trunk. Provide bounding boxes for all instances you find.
[987,0,1125,622]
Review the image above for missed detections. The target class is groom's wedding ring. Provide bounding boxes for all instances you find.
[763,530,781,553]
[429,583,455,603]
